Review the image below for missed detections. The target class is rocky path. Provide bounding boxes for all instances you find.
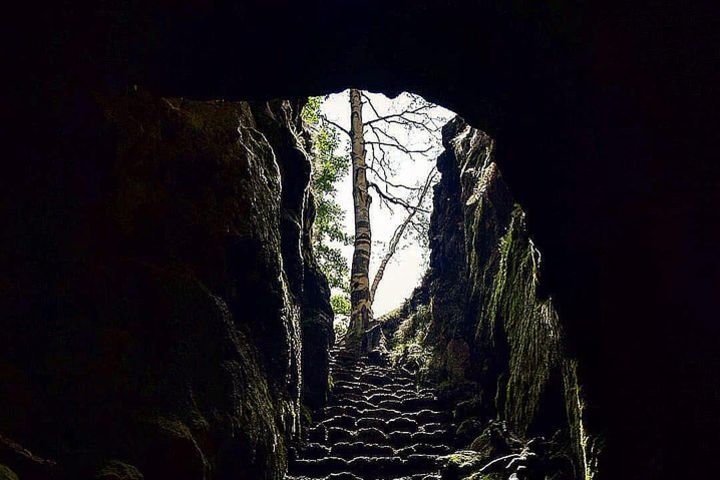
[286,345,455,480]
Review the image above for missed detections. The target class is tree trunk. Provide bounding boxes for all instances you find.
[346,88,373,352]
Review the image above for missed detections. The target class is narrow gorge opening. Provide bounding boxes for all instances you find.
[0,85,594,480]
[287,90,593,480]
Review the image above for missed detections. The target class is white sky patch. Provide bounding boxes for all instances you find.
[320,90,455,315]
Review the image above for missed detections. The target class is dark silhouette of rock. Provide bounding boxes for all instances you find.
[3,1,719,478]
[0,90,333,479]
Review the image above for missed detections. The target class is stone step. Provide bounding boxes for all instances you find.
[335,397,377,411]
[330,442,395,458]
[419,423,448,434]
[309,418,452,444]
[321,414,357,430]
[332,385,364,396]
[355,417,388,431]
[333,380,377,390]
[395,391,426,400]
[354,407,403,420]
[327,427,357,443]
[291,455,441,478]
[382,397,441,412]
[406,410,451,424]
[322,405,360,418]
[388,430,453,448]
[330,391,432,409]
[401,397,440,411]
[330,392,366,403]
[406,430,454,445]
[375,399,404,410]
[396,443,453,456]
[358,373,392,386]
[355,427,389,443]
[351,416,419,434]
[386,417,420,433]
[289,352,454,480]
[286,474,440,480]
[324,442,451,460]
[301,443,332,459]
[366,392,400,404]
[286,474,363,480]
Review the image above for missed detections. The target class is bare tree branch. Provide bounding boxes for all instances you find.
[319,114,351,137]
[361,92,383,120]
[381,116,440,134]
[368,182,431,214]
[370,169,438,302]
[365,141,433,155]
[364,104,434,125]
[365,164,423,192]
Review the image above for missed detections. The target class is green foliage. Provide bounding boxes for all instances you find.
[301,96,323,125]
[389,304,433,375]
[330,293,351,316]
[302,97,351,298]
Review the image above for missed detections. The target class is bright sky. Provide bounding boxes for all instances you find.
[321,90,455,315]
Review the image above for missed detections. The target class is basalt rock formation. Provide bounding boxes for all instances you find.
[0,90,333,479]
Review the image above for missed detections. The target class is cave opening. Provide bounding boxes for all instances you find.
[3,2,718,479]
[0,83,594,480]
[287,88,592,480]
[304,90,452,321]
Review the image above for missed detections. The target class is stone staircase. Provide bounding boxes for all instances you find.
[286,343,455,480]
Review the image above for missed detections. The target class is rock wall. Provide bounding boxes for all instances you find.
[6,2,719,477]
[0,89,333,479]
[414,118,595,478]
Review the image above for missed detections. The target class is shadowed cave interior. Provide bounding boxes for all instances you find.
[1,2,719,480]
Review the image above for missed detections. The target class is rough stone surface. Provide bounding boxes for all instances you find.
[0,90,333,479]
[286,342,453,480]
[4,2,720,478]
[387,118,592,479]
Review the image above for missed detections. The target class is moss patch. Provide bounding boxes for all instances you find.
[95,461,144,480]
[0,465,18,480]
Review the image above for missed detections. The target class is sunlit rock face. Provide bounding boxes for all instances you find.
[0,89,332,479]
[422,118,595,478]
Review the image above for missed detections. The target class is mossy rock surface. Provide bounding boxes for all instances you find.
[95,460,143,480]
[391,118,592,478]
[0,465,18,480]
[438,450,486,480]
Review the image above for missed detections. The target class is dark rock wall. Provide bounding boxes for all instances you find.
[4,2,718,478]
[0,89,333,479]
[425,119,593,478]
[251,102,335,411]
